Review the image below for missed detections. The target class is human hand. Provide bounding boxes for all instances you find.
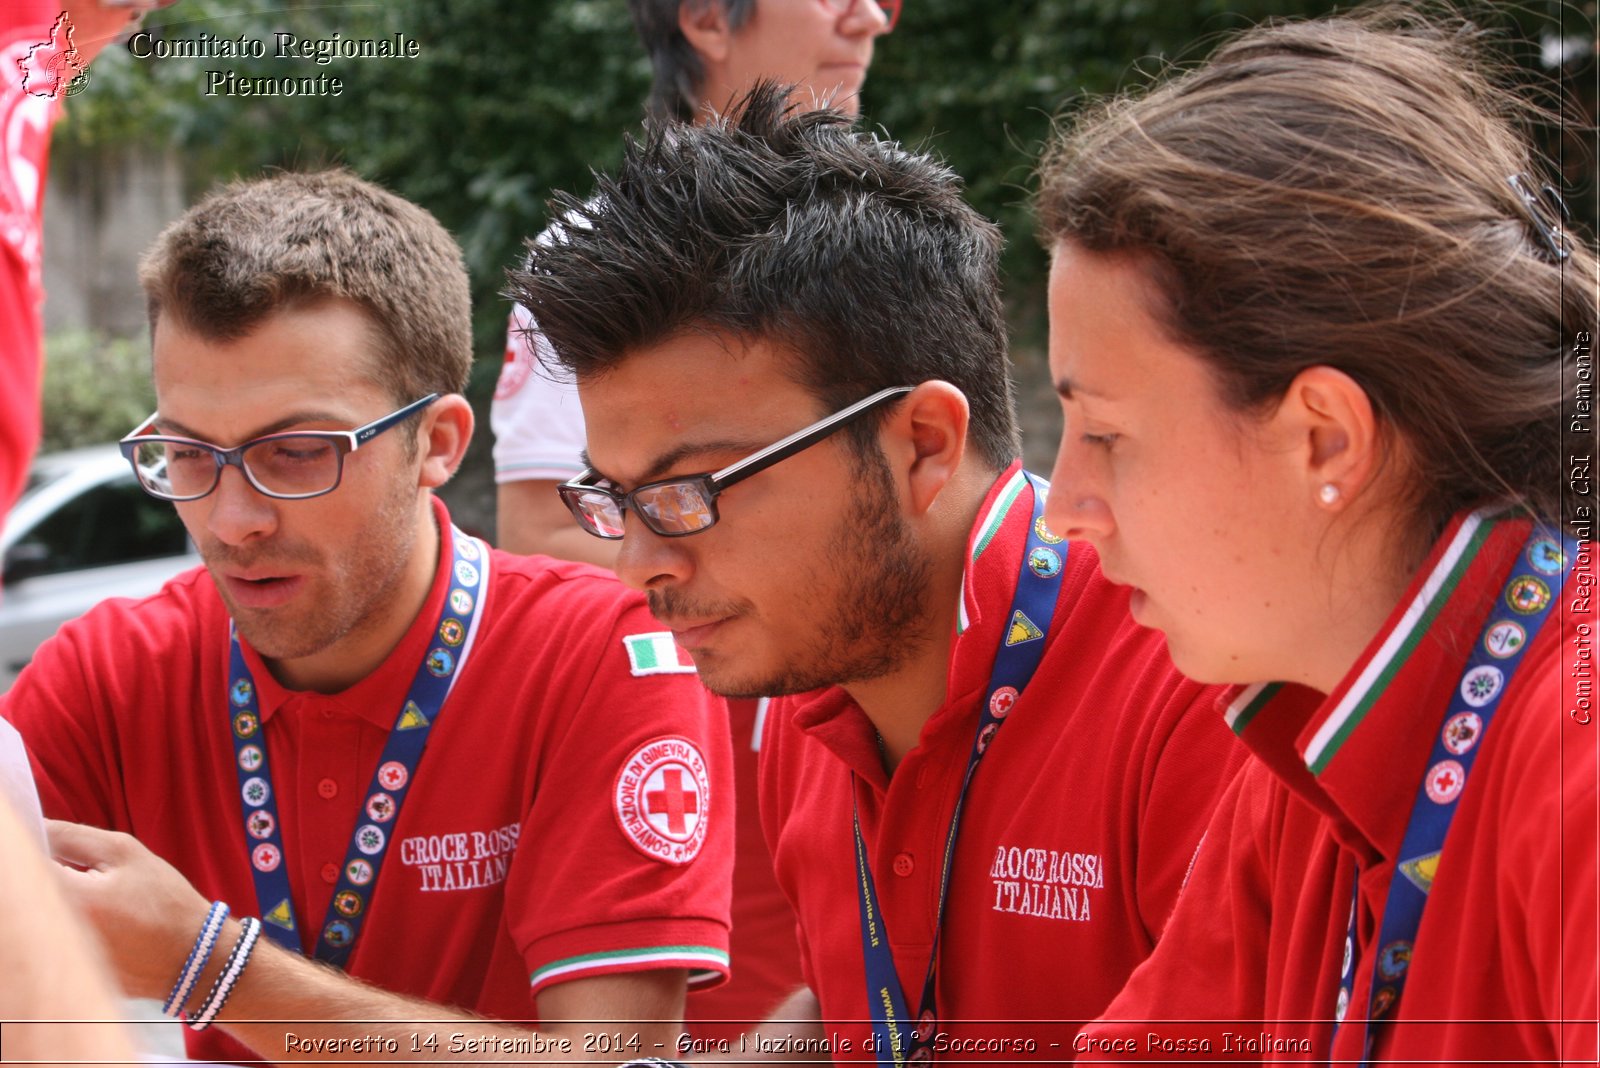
[46,819,213,1001]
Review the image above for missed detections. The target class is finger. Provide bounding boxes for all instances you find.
[45,820,131,870]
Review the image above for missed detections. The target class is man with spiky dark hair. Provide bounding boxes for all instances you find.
[508,87,1247,1059]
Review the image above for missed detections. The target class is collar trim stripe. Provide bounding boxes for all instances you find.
[958,468,1029,636]
[1303,512,1491,774]
[1225,682,1280,736]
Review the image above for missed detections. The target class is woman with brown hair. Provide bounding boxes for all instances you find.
[1036,7,1595,1063]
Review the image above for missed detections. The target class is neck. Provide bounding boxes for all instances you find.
[267,505,442,693]
[841,468,996,774]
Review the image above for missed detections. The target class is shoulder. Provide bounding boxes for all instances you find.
[33,564,221,670]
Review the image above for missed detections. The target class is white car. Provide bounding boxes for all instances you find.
[0,445,199,692]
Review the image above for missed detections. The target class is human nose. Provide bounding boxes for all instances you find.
[841,0,892,35]
[1044,436,1115,544]
[202,464,279,546]
[612,516,695,594]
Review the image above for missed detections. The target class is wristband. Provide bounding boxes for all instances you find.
[189,916,262,1031]
[163,900,230,1017]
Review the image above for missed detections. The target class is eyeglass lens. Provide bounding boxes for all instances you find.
[569,481,721,538]
[130,436,344,499]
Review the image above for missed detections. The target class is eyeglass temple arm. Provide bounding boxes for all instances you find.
[353,393,442,445]
[708,385,914,491]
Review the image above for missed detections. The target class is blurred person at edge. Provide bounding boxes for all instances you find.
[492,0,897,1038]
[509,84,1248,1061]
[1037,8,1598,1064]
[2,2,171,528]
[3,170,734,1064]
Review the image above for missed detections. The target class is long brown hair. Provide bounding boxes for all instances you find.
[1037,6,1596,556]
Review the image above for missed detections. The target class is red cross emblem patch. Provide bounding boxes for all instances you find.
[614,736,711,865]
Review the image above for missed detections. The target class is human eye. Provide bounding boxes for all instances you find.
[265,438,335,464]
[1080,432,1121,449]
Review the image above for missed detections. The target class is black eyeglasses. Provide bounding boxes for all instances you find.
[560,385,914,539]
[119,394,440,502]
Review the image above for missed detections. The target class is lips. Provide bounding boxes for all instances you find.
[663,617,729,651]
[220,572,306,610]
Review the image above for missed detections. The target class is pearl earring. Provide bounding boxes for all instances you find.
[1318,483,1341,506]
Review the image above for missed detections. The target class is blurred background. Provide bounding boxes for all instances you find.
[37,0,1600,539]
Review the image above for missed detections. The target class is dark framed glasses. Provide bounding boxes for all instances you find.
[560,385,914,539]
[119,394,440,502]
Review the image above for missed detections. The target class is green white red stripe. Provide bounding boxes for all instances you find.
[624,632,697,676]
[1302,512,1492,774]
[959,469,1032,636]
[530,945,730,990]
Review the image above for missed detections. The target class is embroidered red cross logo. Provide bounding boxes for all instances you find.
[1436,770,1457,792]
[646,768,699,835]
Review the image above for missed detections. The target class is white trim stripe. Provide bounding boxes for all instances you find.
[958,469,1030,636]
[1223,683,1271,732]
[1303,513,1485,770]
[443,535,490,701]
[530,947,730,988]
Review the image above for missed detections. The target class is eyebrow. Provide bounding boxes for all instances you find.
[582,438,769,486]
[153,412,349,444]
[1054,376,1111,401]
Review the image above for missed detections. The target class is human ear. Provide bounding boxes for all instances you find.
[416,394,474,490]
[678,0,733,63]
[1278,366,1383,508]
[878,381,969,518]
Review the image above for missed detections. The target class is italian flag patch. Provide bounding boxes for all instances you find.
[623,632,697,676]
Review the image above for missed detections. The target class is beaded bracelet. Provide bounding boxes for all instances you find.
[188,916,262,1031]
[162,901,230,1017]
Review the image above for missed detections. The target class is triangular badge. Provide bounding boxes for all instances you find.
[264,898,295,929]
[1398,851,1441,895]
[1005,610,1045,647]
[397,701,430,730]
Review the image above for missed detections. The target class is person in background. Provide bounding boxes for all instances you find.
[509,85,1247,1060]
[493,0,898,1036]
[1036,8,1597,1062]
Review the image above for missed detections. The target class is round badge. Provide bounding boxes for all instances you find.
[439,618,465,646]
[457,537,482,562]
[1377,941,1412,981]
[1027,546,1063,579]
[242,776,271,807]
[425,648,455,678]
[1459,664,1504,708]
[908,1047,933,1067]
[1483,620,1526,659]
[614,736,711,865]
[238,744,265,772]
[1424,759,1466,805]
[1033,516,1064,545]
[345,859,375,886]
[1441,711,1484,756]
[355,824,387,856]
[322,920,354,948]
[232,711,260,739]
[1334,987,1350,1023]
[365,792,396,823]
[1341,935,1352,976]
[449,589,474,616]
[914,1009,937,1045]
[1506,576,1551,615]
[230,678,254,707]
[333,890,364,917]
[246,810,277,840]
[1527,537,1566,576]
[975,721,999,754]
[988,686,1019,719]
[1371,985,1399,1019]
[377,761,409,791]
[251,842,281,872]
[453,560,479,587]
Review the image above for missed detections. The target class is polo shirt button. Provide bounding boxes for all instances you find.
[321,708,334,719]
[892,852,914,877]
[321,862,339,884]
[317,778,338,799]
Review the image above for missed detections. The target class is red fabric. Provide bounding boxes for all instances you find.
[0,3,63,526]
[758,465,1246,1060]
[1084,515,1599,1065]
[686,697,803,1038]
[3,501,734,1062]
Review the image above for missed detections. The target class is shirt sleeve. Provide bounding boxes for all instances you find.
[490,304,589,484]
[505,595,734,995]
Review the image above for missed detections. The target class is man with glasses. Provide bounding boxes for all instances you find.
[509,88,1248,1060]
[2,170,734,1061]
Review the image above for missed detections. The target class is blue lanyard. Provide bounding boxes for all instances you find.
[854,474,1063,1067]
[226,529,488,966]
[1333,524,1577,1061]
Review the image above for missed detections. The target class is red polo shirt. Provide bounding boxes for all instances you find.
[4,501,733,1061]
[759,465,1246,1060]
[1082,513,1599,1064]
